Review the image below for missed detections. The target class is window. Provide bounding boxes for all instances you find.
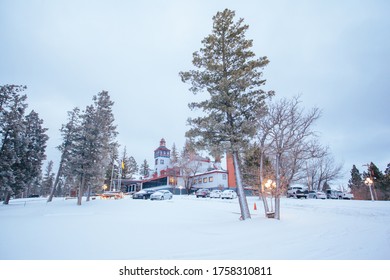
[203,178,207,183]
[209,176,213,182]
[155,159,158,165]
[160,159,164,164]
[198,178,202,184]
[222,174,227,180]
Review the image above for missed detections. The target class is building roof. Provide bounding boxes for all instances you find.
[154,138,171,152]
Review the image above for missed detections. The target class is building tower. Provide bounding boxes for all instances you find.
[154,138,171,176]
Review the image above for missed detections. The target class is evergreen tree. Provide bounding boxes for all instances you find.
[241,143,275,193]
[48,108,81,202]
[127,156,138,179]
[382,163,390,200]
[348,165,362,188]
[119,147,139,179]
[385,163,390,177]
[170,143,179,166]
[65,91,118,205]
[139,159,150,178]
[1,85,28,203]
[180,9,273,220]
[1,86,48,203]
[20,110,49,197]
[364,162,389,200]
[367,162,384,181]
[348,164,368,200]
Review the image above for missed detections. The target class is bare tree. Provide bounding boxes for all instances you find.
[302,147,343,191]
[257,96,321,219]
[178,141,203,195]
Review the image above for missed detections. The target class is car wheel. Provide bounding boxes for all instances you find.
[161,196,164,200]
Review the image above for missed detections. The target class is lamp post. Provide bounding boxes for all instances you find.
[264,179,276,212]
[364,177,374,201]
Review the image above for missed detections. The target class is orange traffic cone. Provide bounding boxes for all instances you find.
[254,202,257,210]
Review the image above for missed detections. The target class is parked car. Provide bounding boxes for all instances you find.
[287,186,308,199]
[132,189,155,199]
[150,190,173,200]
[210,190,222,198]
[342,192,354,200]
[195,188,210,198]
[326,189,352,199]
[99,191,124,199]
[307,190,327,199]
[221,189,237,199]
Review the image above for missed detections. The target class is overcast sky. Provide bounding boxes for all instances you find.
[1,0,389,185]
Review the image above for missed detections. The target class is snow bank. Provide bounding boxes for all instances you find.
[1,195,389,260]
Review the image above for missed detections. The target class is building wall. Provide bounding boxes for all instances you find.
[190,171,228,190]
[226,153,236,188]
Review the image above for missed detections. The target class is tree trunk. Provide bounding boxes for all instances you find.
[3,191,11,205]
[274,153,281,220]
[77,175,85,206]
[86,183,91,202]
[47,160,64,202]
[232,151,251,220]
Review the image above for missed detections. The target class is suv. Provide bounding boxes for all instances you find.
[195,189,210,198]
[287,186,308,199]
[326,189,354,200]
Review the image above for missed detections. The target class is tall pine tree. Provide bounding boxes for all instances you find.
[61,91,117,205]
[47,107,81,202]
[179,9,273,220]
[21,110,49,196]
[1,85,48,203]
[1,85,27,203]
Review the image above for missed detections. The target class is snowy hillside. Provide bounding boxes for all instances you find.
[1,195,389,260]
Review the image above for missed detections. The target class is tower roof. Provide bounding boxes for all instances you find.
[154,138,171,152]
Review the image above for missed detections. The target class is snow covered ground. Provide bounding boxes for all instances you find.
[1,195,389,260]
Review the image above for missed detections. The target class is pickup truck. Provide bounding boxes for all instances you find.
[287,186,308,199]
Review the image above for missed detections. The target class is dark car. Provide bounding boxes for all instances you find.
[195,188,210,198]
[132,190,155,199]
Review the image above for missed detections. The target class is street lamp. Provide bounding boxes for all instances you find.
[178,185,184,195]
[364,177,374,201]
[264,179,276,211]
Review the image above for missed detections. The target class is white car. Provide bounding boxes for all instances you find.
[150,190,173,200]
[221,190,237,199]
[307,191,327,199]
[210,190,222,198]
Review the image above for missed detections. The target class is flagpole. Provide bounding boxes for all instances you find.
[109,159,115,191]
